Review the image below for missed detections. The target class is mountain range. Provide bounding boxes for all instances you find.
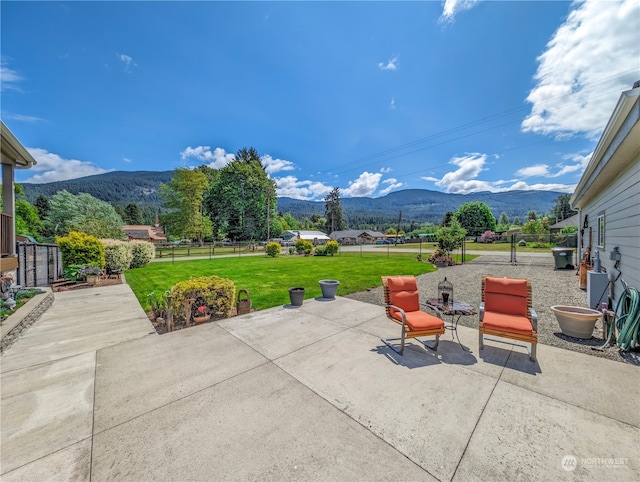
[20,170,565,226]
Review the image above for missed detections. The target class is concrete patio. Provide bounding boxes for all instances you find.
[1,282,638,481]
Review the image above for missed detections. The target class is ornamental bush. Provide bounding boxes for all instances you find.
[56,231,105,269]
[325,240,339,256]
[130,240,155,268]
[314,245,327,256]
[102,239,133,274]
[294,238,313,255]
[265,241,281,258]
[170,275,236,325]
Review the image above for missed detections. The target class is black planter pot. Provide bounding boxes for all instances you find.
[288,287,305,307]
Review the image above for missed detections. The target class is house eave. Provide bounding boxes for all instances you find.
[1,121,37,168]
[570,87,640,209]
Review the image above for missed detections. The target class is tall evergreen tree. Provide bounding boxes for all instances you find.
[35,194,50,220]
[552,194,577,221]
[125,203,144,225]
[324,187,346,233]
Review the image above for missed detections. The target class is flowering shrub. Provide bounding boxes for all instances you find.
[102,239,133,274]
[56,231,105,269]
[78,265,103,278]
[295,239,313,255]
[130,240,155,268]
[265,241,281,258]
[170,275,236,325]
[325,240,339,256]
[479,230,496,243]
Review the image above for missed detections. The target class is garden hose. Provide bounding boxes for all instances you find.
[601,287,640,350]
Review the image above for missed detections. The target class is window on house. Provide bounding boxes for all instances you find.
[597,212,605,248]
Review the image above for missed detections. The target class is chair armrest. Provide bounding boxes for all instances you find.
[529,307,538,332]
[479,302,485,321]
[420,302,443,319]
[385,303,407,329]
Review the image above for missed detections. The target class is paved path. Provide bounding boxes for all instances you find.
[1,283,638,481]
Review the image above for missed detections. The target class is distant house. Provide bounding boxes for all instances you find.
[549,214,579,233]
[570,82,640,308]
[1,121,37,273]
[281,230,331,244]
[122,224,167,244]
[329,230,385,245]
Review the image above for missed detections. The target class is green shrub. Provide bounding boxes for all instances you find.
[265,241,281,258]
[130,240,156,268]
[102,239,133,273]
[170,276,236,325]
[56,231,105,269]
[325,240,339,256]
[314,245,327,256]
[295,239,313,255]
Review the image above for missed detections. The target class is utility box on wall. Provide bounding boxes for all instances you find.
[587,270,609,310]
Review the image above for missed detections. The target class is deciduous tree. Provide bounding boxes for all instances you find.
[454,201,496,237]
[43,190,124,239]
[160,168,212,245]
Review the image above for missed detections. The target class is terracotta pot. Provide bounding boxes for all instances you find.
[193,314,211,324]
[86,275,99,286]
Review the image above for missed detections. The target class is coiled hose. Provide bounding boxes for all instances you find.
[603,287,640,350]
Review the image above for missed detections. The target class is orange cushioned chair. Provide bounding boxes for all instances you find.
[479,276,538,361]
[381,276,445,355]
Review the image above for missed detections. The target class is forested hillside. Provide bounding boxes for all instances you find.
[21,170,565,227]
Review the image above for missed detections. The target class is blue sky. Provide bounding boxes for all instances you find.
[2,0,638,200]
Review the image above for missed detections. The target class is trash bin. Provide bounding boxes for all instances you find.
[552,248,574,270]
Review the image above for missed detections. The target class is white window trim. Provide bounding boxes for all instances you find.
[597,212,605,248]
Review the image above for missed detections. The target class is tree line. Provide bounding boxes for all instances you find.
[4,145,577,244]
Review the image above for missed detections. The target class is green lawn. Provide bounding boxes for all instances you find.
[127,252,438,312]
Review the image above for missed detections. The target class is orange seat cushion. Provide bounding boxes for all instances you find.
[391,310,444,331]
[482,312,533,335]
[484,277,528,317]
[387,277,420,313]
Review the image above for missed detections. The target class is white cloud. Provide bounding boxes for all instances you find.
[1,112,45,123]
[261,154,295,175]
[440,0,481,23]
[390,97,396,110]
[515,164,550,178]
[378,56,399,71]
[180,146,234,169]
[380,167,392,174]
[342,171,382,197]
[1,59,23,92]
[422,152,575,194]
[116,53,137,72]
[379,178,403,196]
[122,157,132,163]
[551,152,591,177]
[522,0,640,138]
[273,175,332,200]
[21,148,110,183]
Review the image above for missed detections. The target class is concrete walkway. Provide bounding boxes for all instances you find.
[1,283,638,481]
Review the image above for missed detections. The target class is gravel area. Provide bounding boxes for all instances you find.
[344,254,640,366]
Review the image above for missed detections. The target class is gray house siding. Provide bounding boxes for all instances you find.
[572,85,640,310]
[579,157,640,307]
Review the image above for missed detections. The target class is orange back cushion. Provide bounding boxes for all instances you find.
[387,277,420,313]
[484,277,528,317]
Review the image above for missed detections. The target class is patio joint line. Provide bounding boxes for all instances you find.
[450,350,512,481]
[89,350,97,482]
[90,360,271,436]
